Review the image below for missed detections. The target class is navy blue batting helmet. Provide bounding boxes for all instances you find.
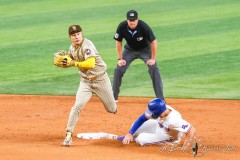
[147,98,166,119]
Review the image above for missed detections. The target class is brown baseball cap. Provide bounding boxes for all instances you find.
[127,10,138,20]
[68,25,82,35]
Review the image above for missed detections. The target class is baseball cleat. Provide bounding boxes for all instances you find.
[63,132,72,146]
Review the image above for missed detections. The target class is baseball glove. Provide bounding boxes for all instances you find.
[54,55,72,68]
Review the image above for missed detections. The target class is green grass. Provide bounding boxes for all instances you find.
[0,0,239,99]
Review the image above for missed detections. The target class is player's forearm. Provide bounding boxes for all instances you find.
[71,57,95,69]
[116,41,123,59]
[122,114,147,145]
[151,39,157,60]
[129,114,148,134]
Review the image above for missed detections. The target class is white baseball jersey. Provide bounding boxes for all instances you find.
[158,105,192,134]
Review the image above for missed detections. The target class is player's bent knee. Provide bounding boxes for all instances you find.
[135,138,144,146]
[107,108,117,114]
[105,103,117,113]
[135,133,150,146]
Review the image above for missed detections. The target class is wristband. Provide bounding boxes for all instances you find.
[74,61,79,67]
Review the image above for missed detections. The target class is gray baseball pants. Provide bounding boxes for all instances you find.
[113,46,164,100]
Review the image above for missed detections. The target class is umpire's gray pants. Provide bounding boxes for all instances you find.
[113,46,164,100]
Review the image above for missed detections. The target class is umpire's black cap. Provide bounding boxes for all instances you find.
[68,25,82,35]
[127,10,138,20]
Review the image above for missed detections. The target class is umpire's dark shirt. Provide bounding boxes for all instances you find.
[114,20,156,51]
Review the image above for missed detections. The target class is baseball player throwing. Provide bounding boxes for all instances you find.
[54,24,117,146]
[119,98,196,151]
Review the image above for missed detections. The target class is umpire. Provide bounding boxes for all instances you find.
[113,10,164,101]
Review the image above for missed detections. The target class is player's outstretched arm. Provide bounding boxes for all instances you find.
[122,133,133,144]
[122,114,148,145]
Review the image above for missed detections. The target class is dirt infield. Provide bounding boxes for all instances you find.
[0,95,239,160]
